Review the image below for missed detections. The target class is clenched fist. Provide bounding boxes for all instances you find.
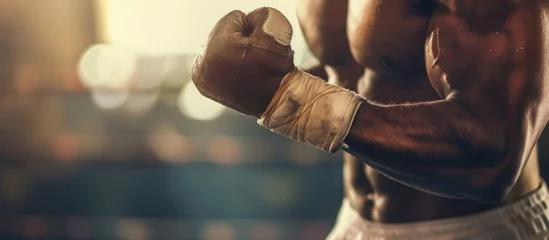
[192,7,362,153]
[192,7,295,117]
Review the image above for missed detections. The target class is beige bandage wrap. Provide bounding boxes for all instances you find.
[258,68,363,153]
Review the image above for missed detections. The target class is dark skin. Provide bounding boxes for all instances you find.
[298,0,547,222]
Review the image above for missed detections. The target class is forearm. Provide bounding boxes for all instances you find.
[260,68,506,162]
[343,99,512,200]
[258,68,512,201]
[346,99,506,168]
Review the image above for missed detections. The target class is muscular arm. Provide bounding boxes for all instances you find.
[345,0,549,202]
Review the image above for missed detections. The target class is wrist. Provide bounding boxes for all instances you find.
[258,67,363,153]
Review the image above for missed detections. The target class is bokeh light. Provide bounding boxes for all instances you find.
[78,44,136,89]
[91,89,130,110]
[161,56,189,88]
[131,56,170,90]
[124,89,160,114]
[52,133,80,163]
[101,0,307,56]
[178,81,226,121]
[208,136,242,165]
[202,222,236,240]
[148,124,194,163]
[116,219,150,240]
[0,1,341,240]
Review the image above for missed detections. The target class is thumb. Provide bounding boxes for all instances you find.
[247,7,293,46]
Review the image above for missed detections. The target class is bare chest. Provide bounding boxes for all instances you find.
[344,0,441,102]
[347,0,433,77]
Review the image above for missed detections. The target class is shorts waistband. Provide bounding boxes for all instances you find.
[329,181,549,239]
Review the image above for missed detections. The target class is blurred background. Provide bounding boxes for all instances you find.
[0,0,547,240]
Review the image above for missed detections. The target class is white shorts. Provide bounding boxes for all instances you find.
[327,182,549,240]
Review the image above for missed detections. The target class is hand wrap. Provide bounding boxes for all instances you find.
[258,68,362,153]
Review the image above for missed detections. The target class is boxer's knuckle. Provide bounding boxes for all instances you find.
[212,10,248,37]
[247,7,269,17]
[224,10,246,19]
[262,9,292,46]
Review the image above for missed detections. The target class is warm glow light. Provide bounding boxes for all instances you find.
[78,44,136,88]
[161,56,191,88]
[124,90,160,114]
[91,89,130,110]
[86,0,314,112]
[178,81,225,121]
[202,222,236,240]
[208,136,242,165]
[53,133,80,162]
[132,56,171,89]
[116,219,150,240]
[148,125,193,163]
[101,0,307,56]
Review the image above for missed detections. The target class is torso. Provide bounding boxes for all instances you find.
[297,0,541,222]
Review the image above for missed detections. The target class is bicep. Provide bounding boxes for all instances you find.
[426,0,549,165]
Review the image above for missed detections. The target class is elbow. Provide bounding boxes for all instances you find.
[458,121,510,168]
[459,155,518,204]
[449,97,510,167]
[455,129,517,203]
[464,141,516,204]
[467,138,509,168]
